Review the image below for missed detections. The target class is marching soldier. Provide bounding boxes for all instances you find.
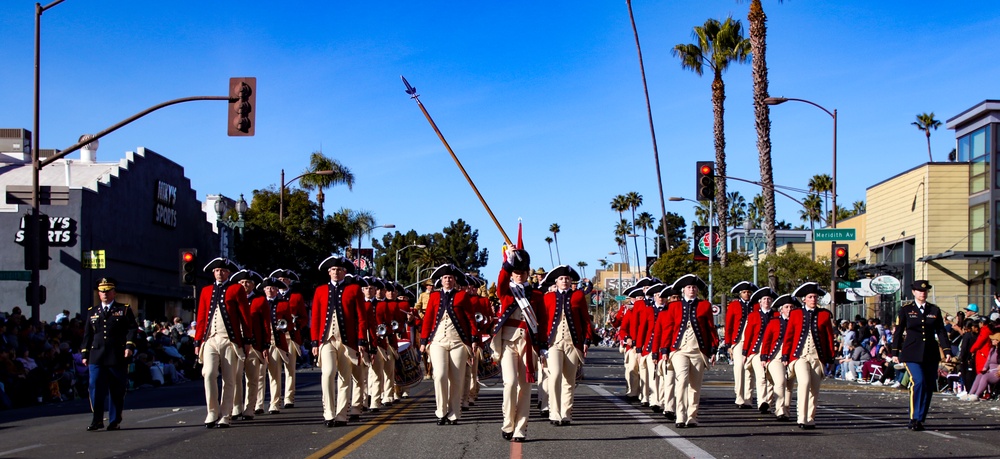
[256,277,293,415]
[229,269,264,420]
[653,283,681,421]
[540,265,593,426]
[658,274,717,428]
[740,287,778,414]
[194,257,253,428]
[726,281,757,409]
[631,278,655,406]
[311,256,370,427]
[82,277,138,431]
[348,275,372,419]
[638,283,671,415]
[421,264,477,425]
[363,277,389,412]
[494,249,544,442]
[271,269,307,409]
[415,280,434,379]
[890,280,952,431]
[617,288,641,401]
[759,294,798,422]
[782,282,836,430]
[382,282,404,405]
[464,276,492,410]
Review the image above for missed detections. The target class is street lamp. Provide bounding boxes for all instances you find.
[670,196,715,304]
[280,169,336,222]
[395,243,426,282]
[215,194,248,260]
[743,219,766,285]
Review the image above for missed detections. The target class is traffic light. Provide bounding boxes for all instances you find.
[179,248,197,285]
[832,243,849,281]
[696,161,715,201]
[228,77,256,136]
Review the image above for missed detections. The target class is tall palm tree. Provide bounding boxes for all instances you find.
[673,16,750,267]
[693,201,711,226]
[799,194,824,230]
[746,193,765,229]
[625,191,643,267]
[545,236,555,268]
[611,195,629,222]
[852,200,866,216]
[727,191,747,228]
[912,113,942,163]
[549,223,562,264]
[333,208,377,272]
[614,219,633,266]
[299,151,355,217]
[748,0,780,268]
[577,261,588,279]
[807,173,833,220]
[635,211,655,257]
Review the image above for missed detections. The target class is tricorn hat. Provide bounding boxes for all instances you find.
[772,294,801,309]
[269,269,300,281]
[673,274,707,292]
[319,255,355,274]
[646,283,668,298]
[749,287,778,305]
[362,276,385,290]
[792,282,827,298]
[542,265,581,286]
[204,257,240,273]
[508,249,531,272]
[259,277,284,289]
[431,264,464,281]
[230,269,263,284]
[633,277,655,289]
[731,281,757,295]
[626,286,645,299]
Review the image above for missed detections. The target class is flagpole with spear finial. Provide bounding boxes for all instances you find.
[401,75,512,246]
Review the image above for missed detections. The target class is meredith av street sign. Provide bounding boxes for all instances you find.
[814,228,856,241]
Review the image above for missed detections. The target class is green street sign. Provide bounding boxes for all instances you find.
[0,270,31,281]
[814,228,856,241]
[837,281,861,289]
[614,295,627,301]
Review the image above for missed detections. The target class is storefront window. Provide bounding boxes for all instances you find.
[970,203,988,251]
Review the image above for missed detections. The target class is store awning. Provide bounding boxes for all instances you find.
[916,250,1000,262]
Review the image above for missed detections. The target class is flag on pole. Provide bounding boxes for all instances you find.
[516,218,524,250]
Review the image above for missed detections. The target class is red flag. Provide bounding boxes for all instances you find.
[516,219,524,250]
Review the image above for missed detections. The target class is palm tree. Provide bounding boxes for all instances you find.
[673,16,750,267]
[727,191,747,228]
[614,219,633,266]
[693,201,711,226]
[545,236,555,268]
[611,195,629,222]
[333,208,376,273]
[852,200,866,216]
[807,173,833,220]
[625,191,643,267]
[577,261,588,279]
[799,194,824,230]
[635,211,655,257]
[299,151,355,217]
[746,193,764,229]
[748,0,780,269]
[549,223,562,264]
[912,112,942,163]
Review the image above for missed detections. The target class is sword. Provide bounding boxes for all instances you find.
[509,282,538,333]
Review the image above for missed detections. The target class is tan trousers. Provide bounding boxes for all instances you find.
[201,334,240,424]
[464,348,479,407]
[266,346,290,411]
[254,363,266,411]
[792,357,823,425]
[641,354,659,407]
[537,353,549,411]
[351,356,368,415]
[547,345,581,423]
[367,348,386,409]
[230,351,247,417]
[766,357,790,417]
[429,342,469,420]
[318,339,354,422]
[240,351,264,417]
[748,353,772,409]
[637,350,649,403]
[732,339,752,405]
[500,336,530,438]
[660,358,675,413]
[383,347,396,404]
[624,348,639,397]
[283,339,297,405]
[671,349,707,425]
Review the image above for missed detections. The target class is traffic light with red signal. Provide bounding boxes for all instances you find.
[696,161,715,201]
[179,248,197,285]
[832,243,849,281]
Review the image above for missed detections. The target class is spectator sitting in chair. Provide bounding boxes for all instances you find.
[838,342,870,382]
[962,331,1000,401]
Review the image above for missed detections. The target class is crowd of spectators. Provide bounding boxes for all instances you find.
[0,306,197,410]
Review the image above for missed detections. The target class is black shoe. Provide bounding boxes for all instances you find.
[551,420,559,426]
[448,419,459,425]
[371,408,380,413]
[651,405,663,413]
[325,420,336,428]
[798,423,806,430]
[205,421,217,429]
[349,414,361,422]
[254,409,265,415]
[269,410,280,415]
[334,420,347,427]
[675,423,685,428]
[437,418,447,425]
[512,437,525,442]
[106,423,121,431]
[759,403,770,414]
[502,431,513,441]
[776,415,790,422]
[217,422,230,428]
[803,424,816,430]
[87,423,104,431]
[738,403,751,409]
[284,403,294,409]
[560,420,571,426]
[385,401,394,407]
[913,421,925,432]
[461,406,470,412]
[540,410,549,418]
[664,411,676,421]
[641,402,650,407]
[906,420,915,430]
[686,421,698,428]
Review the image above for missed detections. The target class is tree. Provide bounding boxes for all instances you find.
[673,16,750,267]
[635,211,655,258]
[549,223,562,265]
[577,261,588,278]
[332,208,377,273]
[614,219,633,266]
[654,212,687,252]
[727,191,747,228]
[625,191,643,267]
[851,200,866,216]
[799,193,823,238]
[545,236,555,267]
[693,201,711,226]
[912,112,942,163]
[827,204,853,224]
[611,195,628,223]
[298,151,355,217]
[650,241,701,286]
[372,220,489,287]
[807,173,833,220]
[746,193,765,229]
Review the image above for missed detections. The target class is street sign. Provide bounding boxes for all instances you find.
[614,295,627,301]
[814,228,856,241]
[837,281,861,289]
[83,250,106,269]
[0,270,30,281]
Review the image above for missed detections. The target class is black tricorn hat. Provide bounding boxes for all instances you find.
[204,257,240,273]
[646,283,668,297]
[259,277,284,289]
[626,286,645,299]
[362,276,384,290]
[542,265,581,285]
[633,277,655,289]
[319,255,355,274]
[230,269,263,284]
[431,264,463,280]
[749,287,778,305]
[673,274,707,292]
[792,282,827,298]
[269,269,300,281]
[731,281,757,295]
[508,249,531,272]
[772,294,801,309]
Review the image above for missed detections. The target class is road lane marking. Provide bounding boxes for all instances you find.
[0,444,44,456]
[306,387,431,459]
[819,407,957,439]
[589,385,715,459]
[510,437,522,459]
[136,408,196,423]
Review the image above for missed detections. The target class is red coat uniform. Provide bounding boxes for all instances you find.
[639,303,670,356]
[758,315,790,362]
[741,308,778,356]
[781,307,836,364]
[250,295,292,353]
[725,299,751,346]
[367,298,395,349]
[657,299,719,357]
[650,302,677,358]
[194,282,251,347]
[281,290,308,344]
[421,290,477,346]
[310,279,369,350]
[617,307,635,345]
[540,290,593,351]
[494,268,545,344]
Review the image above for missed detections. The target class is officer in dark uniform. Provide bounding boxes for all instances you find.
[81,277,139,431]
[891,280,952,431]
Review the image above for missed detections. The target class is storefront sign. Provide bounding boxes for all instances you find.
[14,216,77,246]
[870,275,901,295]
[154,181,178,228]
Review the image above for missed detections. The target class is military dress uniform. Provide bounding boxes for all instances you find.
[891,280,952,431]
[659,274,718,428]
[276,278,307,408]
[194,259,252,428]
[540,265,593,426]
[82,278,138,431]
[256,286,293,414]
[740,287,778,413]
[726,281,757,408]
[638,284,671,414]
[781,283,836,429]
[243,283,279,419]
[758,294,798,421]
[228,269,261,420]
[421,265,477,424]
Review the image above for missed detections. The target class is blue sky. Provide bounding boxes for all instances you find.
[2,1,999,281]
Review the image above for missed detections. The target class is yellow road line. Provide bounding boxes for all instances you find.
[307,387,430,459]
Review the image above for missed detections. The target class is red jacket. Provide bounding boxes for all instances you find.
[540,289,593,351]
[250,295,292,353]
[617,306,635,345]
[310,280,368,350]
[494,267,545,344]
[281,290,308,344]
[742,308,778,356]
[782,307,836,364]
[725,299,750,346]
[421,290,476,346]
[758,315,789,361]
[658,299,718,356]
[195,282,251,347]
[971,325,994,372]
[639,303,669,356]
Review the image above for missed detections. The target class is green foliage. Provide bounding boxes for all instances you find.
[371,219,489,288]
[655,212,688,251]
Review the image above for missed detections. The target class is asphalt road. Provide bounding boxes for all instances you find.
[2,348,1000,458]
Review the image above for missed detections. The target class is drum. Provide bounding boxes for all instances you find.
[394,342,424,388]
[477,347,501,380]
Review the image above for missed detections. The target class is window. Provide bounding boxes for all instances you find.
[970,203,988,251]
[965,126,990,194]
